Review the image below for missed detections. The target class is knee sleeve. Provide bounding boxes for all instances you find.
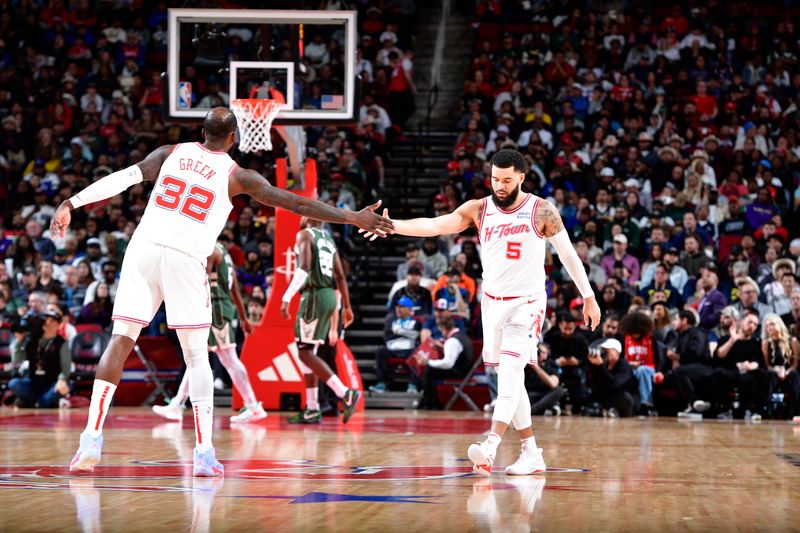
[492,350,528,426]
[112,320,143,342]
[177,328,209,353]
[511,378,532,430]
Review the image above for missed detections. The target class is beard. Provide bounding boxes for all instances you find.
[492,183,521,209]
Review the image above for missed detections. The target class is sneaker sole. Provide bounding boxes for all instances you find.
[505,465,546,475]
[468,444,492,477]
[193,466,224,477]
[70,453,100,472]
[230,412,268,423]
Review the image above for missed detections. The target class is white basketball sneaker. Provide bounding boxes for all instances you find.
[152,400,185,421]
[468,440,496,477]
[230,402,267,423]
[505,444,546,475]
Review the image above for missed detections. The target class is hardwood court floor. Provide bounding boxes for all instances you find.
[0,408,799,532]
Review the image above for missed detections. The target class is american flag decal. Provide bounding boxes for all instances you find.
[321,94,344,109]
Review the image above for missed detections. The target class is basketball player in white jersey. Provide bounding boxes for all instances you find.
[362,149,599,476]
[50,107,393,476]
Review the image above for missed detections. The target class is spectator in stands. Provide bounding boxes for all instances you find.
[697,271,728,329]
[586,338,636,417]
[84,259,118,305]
[76,281,113,330]
[639,262,683,309]
[711,310,769,419]
[387,264,433,318]
[661,247,690,295]
[759,314,799,418]
[415,317,473,410]
[525,343,567,416]
[371,296,422,394]
[680,234,709,279]
[420,237,448,278]
[9,308,70,408]
[781,290,800,337]
[396,243,433,280]
[601,234,640,285]
[546,312,589,414]
[620,311,662,415]
[433,268,471,320]
[420,298,465,344]
[732,277,771,320]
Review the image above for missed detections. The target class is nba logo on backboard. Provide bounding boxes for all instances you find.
[178,81,192,110]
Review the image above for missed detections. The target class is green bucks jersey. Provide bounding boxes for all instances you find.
[298,227,336,290]
[210,242,237,324]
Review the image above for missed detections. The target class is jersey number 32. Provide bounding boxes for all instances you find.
[154,176,215,223]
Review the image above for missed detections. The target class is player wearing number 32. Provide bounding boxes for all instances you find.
[50,107,393,477]
[362,149,600,476]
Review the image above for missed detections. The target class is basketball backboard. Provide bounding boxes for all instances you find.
[166,9,358,124]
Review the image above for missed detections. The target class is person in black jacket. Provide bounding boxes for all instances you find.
[525,343,567,415]
[545,312,589,413]
[586,338,636,417]
[415,317,473,409]
[665,310,714,418]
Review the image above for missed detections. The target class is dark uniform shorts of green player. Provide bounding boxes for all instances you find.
[295,286,337,351]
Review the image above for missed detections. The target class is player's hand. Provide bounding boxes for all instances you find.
[55,379,69,396]
[358,207,392,241]
[280,301,291,320]
[342,306,354,328]
[241,318,253,336]
[328,328,339,345]
[50,201,73,239]
[582,295,601,331]
[352,201,393,240]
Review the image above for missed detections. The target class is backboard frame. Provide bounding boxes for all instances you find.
[166,8,357,124]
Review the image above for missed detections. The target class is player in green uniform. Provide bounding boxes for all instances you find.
[281,218,359,424]
[153,240,267,423]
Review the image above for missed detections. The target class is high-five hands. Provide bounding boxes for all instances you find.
[358,208,392,241]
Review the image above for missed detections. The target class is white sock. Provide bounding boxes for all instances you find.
[306,387,319,411]
[486,432,501,455]
[85,380,117,438]
[217,346,258,407]
[326,375,348,398]
[521,435,537,450]
[192,399,213,453]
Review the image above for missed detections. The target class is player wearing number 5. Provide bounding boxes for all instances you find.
[362,149,600,476]
[51,107,392,476]
[280,218,360,425]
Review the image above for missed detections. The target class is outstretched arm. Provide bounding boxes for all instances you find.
[50,145,173,238]
[230,168,393,236]
[535,199,600,330]
[362,199,483,238]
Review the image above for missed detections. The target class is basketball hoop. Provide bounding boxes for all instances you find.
[230,98,283,153]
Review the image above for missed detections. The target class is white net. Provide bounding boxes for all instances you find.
[230,99,283,153]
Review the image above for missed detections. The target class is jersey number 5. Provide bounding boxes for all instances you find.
[154,176,215,223]
[506,241,522,260]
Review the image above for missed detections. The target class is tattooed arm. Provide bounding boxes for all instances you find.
[535,199,601,330]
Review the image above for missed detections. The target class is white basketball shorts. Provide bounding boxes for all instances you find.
[481,291,547,367]
[111,237,212,329]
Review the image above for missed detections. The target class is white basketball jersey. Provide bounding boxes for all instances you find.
[136,142,235,262]
[478,193,547,298]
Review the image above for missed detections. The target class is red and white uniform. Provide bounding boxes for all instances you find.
[112,142,236,329]
[477,193,548,366]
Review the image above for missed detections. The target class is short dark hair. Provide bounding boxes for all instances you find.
[490,148,527,174]
[440,316,456,331]
[678,309,697,326]
[203,107,238,140]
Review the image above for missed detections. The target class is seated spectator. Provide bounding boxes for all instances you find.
[586,338,636,417]
[546,312,589,413]
[710,310,769,419]
[639,262,683,309]
[371,296,422,393]
[697,272,728,329]
[420,298,465,344]
[387,265,433,318]
[732,277,771,321]
[679,234,709,279]
[620,311,663,414]
[761,313,800,419]
[76,281,113,330]
[525,343,567,416]
[661,247,689,294]
[396,243,434,280]
[414,317,473,409]
[9,308,71,408]
[433,268,471,320]
[420,237,448,278]
[84,259,118,305]
[781,290,800,337]
[767,270,797,317]
[601,234,640,285]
